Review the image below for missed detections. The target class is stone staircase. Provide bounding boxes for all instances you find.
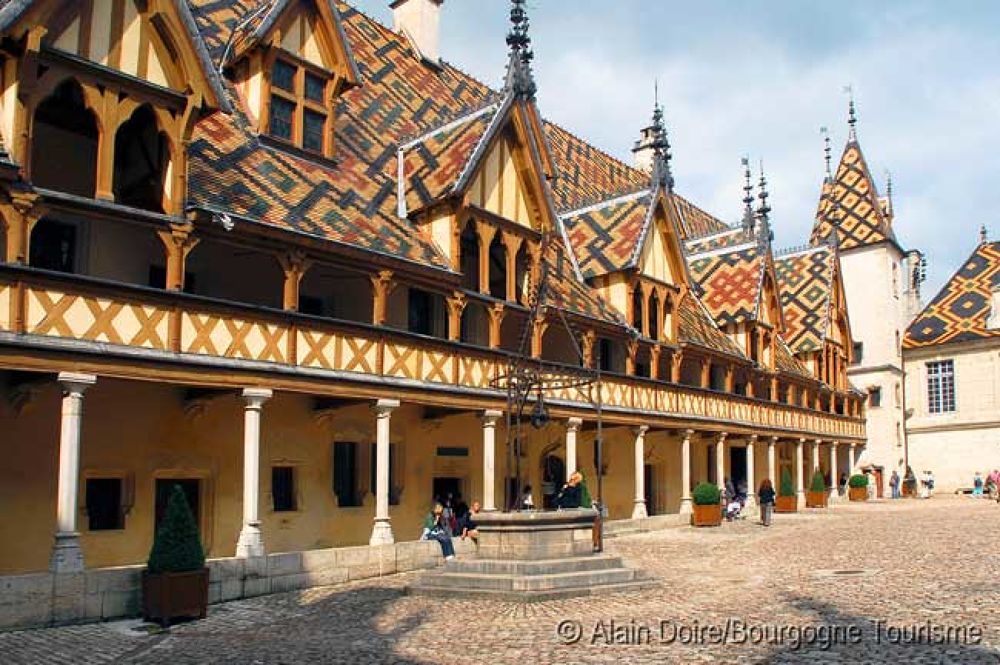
[408,553,657,602]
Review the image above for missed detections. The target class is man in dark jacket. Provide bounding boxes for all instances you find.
[556,472,583,509]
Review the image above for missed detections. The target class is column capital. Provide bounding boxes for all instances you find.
[242,387,273,408]
[747,434,758,443]
[815,438,823,445]
[373,398,400,416]
[716,431,728,443]
[769,435,779,444]
[633,425,649,437]
[57,372,97,395]
[482,409,503,426]
[566,417,583,432]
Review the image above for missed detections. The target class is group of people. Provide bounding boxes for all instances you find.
[421,494,481,561]
[972,469,1000,499]
[888,468,935,499]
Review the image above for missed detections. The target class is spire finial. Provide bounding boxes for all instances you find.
[741,156,754,233]
[844,84,857,140]
[981,225,989,244]
[820,126,832,180]
[649,85,674,192]
[756,161,773,246]
[885,169,894,218]
[504,0,537,100]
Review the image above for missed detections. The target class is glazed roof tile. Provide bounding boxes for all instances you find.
[678,294,744,357]
[560,191,652,278]
[904,241,1000,349]
[686,242,765,328]
[775,246,836,354]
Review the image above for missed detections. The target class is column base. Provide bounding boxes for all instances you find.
[631,502,648,520]
[370,518,394,546]
[679,497,693,515]
[796,491,807,511]
[744,494,758,517]
[50,532,84,573]
[829,489,839,503]
[236,524,265,558]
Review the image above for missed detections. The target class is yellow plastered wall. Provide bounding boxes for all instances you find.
[639,218,678,285]
[467,135,532,228]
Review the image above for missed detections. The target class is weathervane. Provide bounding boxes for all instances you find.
[820,126,832,180]
[844,84,857,140]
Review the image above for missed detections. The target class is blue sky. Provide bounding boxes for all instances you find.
[352,0,1000,297]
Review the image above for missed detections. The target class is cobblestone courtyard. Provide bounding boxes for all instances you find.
[3,496,999,664]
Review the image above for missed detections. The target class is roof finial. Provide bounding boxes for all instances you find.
[820,126,832,180]
[756,161,773,246]
[885,169,894,218]
[741,156,754,233]
[981,225,989,244]
[504,0,537,101]
[649,85,674,192]
[844,84,857,141]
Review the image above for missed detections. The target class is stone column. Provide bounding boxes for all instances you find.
[482,410,502,511]
[795,437,806,510]
[715,432,727,494]
[812,439,821,475]
[632,426,649,519]
[745,435,757,512]
[236,388,272,558]
[50,372,97,573]
[679,429,694,515]
[370,399,400,545]
[565,418,582,480]
[848,443,857,474]
[829,441,839,502]
[767,436,777,486]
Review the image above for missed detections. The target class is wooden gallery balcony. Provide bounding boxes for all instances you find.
[0,264,865,441]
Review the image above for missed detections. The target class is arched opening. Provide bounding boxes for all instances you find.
[648,291,660,341]
[631,284,644,331]
[488,234,506,299]
[298,264,373,322]
[460,301,489,346]
[541,321,581,366]
[515,244,530,305]
[31,80,98,197]
[459,223,479,291]
[663,294,675,342]
[113,105,170,213]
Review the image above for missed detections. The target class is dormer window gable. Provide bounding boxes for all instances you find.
[225,0,361,161]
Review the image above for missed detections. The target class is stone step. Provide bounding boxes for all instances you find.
[416,566,640,592]
[443,555,624,576]
[408,577,658,603]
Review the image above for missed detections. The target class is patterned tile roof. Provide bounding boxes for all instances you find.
[685,226,752,255]
[672,195,730,240]
[904,241,1000,349]
[686,242,765,327]
[539,236,625,327]
[560,191,651,278]
[775,246,836,354]
[810,140,895,250]
[678,294,744,357]
[775,338,813,378]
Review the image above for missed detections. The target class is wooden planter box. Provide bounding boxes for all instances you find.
[142,568,209,627]
[806,491,828,508]
[848,487,868,502]
[692,503,722,527]
[774,495,797,513]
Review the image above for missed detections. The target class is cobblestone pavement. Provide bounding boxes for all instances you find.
[3,496,1000,664]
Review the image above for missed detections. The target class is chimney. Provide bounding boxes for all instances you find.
[988,283,1000,331]
[632,124,659,174]
[391,0,444,64]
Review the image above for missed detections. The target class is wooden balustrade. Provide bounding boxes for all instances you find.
[0,265,865,440]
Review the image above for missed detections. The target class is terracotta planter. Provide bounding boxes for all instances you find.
[692,503,722,527]
[774,495,797,513]
[806,491,828,508]
[142,568,209,627]
[848,486,868,502]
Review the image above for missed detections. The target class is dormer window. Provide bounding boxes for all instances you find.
[266,56,333,157]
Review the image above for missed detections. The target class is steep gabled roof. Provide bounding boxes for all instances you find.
[686,240,766,328]
[905,241,1000,349]
[559,190,651,279]
[775,337,814,379]
[678,293,744,357]
[538,235,625,327]
[672,195,730,239]
[810,138,895,250]
[775,245,836,354]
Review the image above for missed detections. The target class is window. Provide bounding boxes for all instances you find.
[852,342,864,365]
[332,442,361,507]
[266,57,331,155]
[271,466,297,512]
[869,387,882,408]
[85,478,125,531]
[927,360,956,414]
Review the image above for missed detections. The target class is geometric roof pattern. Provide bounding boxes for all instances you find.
[560,192,652,278]
[672,195,731,240]
[686,242,766,328]
[677,294,744,358]
[774,246,836,354]
[810,139,895,250]
[775,336,814,379]
[904,241,1000,349]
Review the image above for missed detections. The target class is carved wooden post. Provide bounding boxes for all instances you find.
[277,250,311,312]
[446,291,467,342]
[370,270,394,326]
[530,313,547,359]
[475,221,497,296]
[670,351,683,383]
[94,88,120,202]
[626,338,638,376]
[157,223,200,292]
[725,365,735,392]
[581,330,596,369]
[649,345,662,380]
[700,358,711,389]
[487,302,506,349]
[501,231,523,303]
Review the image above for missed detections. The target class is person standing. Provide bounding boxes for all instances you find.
[889,470,900,499]
[974,472,984,497]
[758,479,776,527]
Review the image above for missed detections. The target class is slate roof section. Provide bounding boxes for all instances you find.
[810,139,894,250]
[775,246,836,354]
[904,241,1000,349]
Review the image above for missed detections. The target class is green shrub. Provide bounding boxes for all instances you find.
[848,474,868,489]
[692,482,721,506]
[779,467,795,497]
[810,470,826,493]
[147,485,205,574]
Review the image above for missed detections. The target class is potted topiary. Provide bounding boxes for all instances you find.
[691,482,722,526]
[775,467,797,513]
[142,485,209,627]
[848,474,868,502]
[806,469,828,508]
